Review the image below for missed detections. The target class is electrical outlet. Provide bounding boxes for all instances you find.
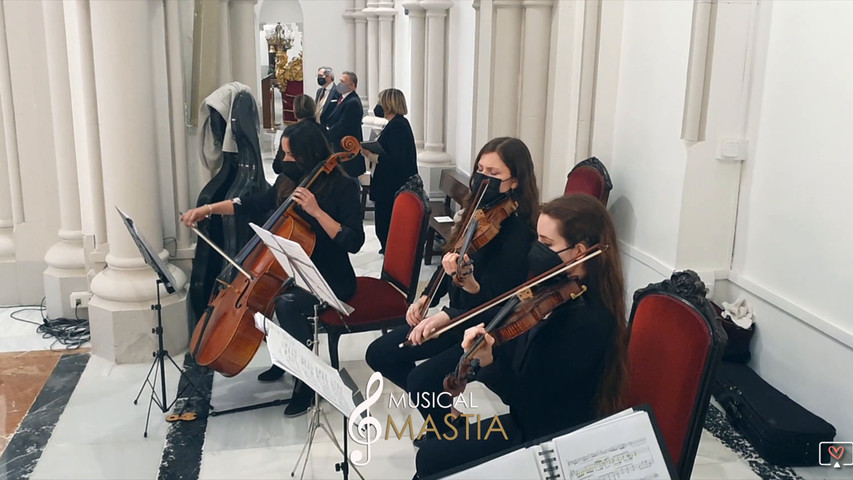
[70,291,92,309]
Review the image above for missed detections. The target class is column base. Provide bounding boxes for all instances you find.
[89,292,188,364]
[43,267,90,319]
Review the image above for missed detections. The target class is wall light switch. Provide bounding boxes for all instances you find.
[715,138,747,161]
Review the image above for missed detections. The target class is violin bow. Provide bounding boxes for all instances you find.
[401,243,608,347]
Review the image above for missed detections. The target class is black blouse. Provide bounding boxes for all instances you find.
[235,171,365,301]
[422,212,535,332]
[476,289,616,441]
[370,115,418,201]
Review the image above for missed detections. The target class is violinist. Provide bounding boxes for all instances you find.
[414,194,630,478]
[181,120,365,417]
[365,137,539,437]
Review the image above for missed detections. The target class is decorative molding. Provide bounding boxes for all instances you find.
[618,240,673,277]
[619,239,853,351]
[724,271,853,351]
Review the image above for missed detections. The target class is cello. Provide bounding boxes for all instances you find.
[189,136,361,376]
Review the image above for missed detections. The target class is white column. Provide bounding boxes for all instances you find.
[490,0,523,137]
[88,0,187,364]
[376,2,396,93]
[419,0,453,165]
[164,0,191,252]
[0,2,23,226]
[517,0,553,186]
[0,3,15,297]
[352,1,368,109]
[363,0,379,107]
[42,0,88,319]
[64,0,108,277]
[403,1,425,151]
[471,0,495,159]
[229,0,258,94]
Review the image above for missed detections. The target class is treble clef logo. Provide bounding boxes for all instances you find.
[348,372,384,466]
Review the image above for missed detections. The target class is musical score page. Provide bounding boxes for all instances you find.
[553,410,671,480]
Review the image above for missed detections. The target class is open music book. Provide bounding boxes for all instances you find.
[438,405,676,480]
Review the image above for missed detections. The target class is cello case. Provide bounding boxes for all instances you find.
[188,90,271,327]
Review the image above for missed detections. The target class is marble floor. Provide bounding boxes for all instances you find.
[0,162,846,479]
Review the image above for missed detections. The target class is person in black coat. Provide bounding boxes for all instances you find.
[181,121,365,417]
[365,137,541,433]
[325,71,365,178]
[363,88,418,253]
[413,194,631,478]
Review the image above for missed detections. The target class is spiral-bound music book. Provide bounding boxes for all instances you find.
[437,405,676,480]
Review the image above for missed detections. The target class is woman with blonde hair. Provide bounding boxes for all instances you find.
[363,88,417,253]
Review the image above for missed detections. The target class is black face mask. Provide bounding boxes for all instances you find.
[317,76,327,86]
[278,161,304,183]
[373,104,385,117]
[528,241,571,276]
[471,172,508,205]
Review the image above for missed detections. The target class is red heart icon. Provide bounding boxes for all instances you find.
[829,445,845,461]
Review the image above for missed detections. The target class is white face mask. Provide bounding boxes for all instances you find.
[336,82,351,95]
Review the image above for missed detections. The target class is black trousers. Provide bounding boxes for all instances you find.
[274,287,319,398]
[365,325,463,425]
[415,413,519,478]
[373,195,393,251]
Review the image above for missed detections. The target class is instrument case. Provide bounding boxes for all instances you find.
[712,361,836,466]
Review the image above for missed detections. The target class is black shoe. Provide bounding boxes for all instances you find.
[257,365,285,382]
[284,384,315,417]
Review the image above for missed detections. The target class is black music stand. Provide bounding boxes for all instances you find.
[117,207,203,437]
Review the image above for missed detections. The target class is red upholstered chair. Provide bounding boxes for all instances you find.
[564,157,613,205]
[320,175,430,369]
[280,80,304,124]
[626,270,727,479]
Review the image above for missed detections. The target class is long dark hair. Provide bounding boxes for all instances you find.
[541,194,628,416]
[447,137,540,249]
[275,121,335,205]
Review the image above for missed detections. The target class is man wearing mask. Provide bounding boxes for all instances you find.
[314,66,340,126]
[325,71,365,177]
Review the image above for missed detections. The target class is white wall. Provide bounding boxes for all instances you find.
[727,0,853,440]
[300,0,354,90]
[601,0,693,269]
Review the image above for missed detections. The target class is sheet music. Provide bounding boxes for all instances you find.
[249,223,353,315]
[554,410,671,480]
[434,408,671,480]
[254,313,357,417]
[115,206,178,293]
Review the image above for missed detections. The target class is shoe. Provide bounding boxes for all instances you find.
[284,383,315,417]
[257,365,285,382]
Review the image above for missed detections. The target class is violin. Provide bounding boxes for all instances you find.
[400,244,608,348]
[415,180,519,321]
[443,276,587,397]
[189,136,360,377]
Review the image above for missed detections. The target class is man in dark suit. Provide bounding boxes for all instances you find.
[314,66,340,127]
[325,71,365,177]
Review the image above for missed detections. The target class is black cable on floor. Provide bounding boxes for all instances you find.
[7,297,90,350]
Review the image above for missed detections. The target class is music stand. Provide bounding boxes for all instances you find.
[117,207,203,437]
[249,223,363,480]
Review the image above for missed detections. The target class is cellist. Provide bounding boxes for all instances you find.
[414,194,630,478]
[181,120,365,417]
[365,137,539,438]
